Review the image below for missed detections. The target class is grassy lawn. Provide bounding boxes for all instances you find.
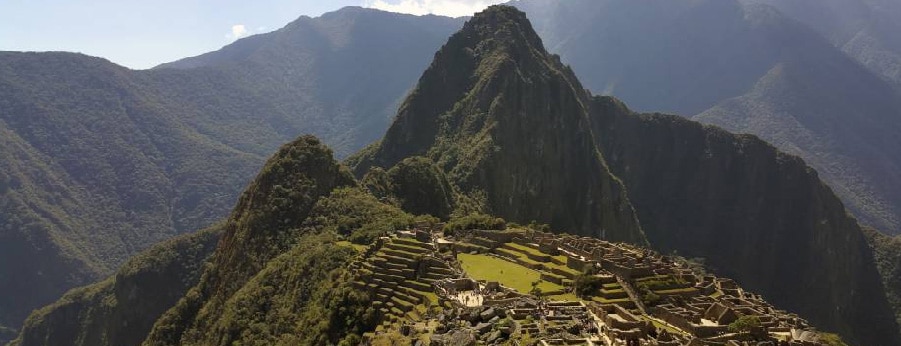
[457,253,563,294]
[543,261,580,276]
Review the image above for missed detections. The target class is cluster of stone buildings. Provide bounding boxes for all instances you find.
[351,227,835,345]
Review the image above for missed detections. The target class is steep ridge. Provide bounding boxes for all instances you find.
[140,136,365,345]
[589,96,901,346]
[510,0,901,236]
[0,8,460,334]
[350,7,645,244]
[139,137,440,345]
[9,226,221,346]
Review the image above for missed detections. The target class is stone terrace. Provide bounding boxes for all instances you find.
[356,228,837,345]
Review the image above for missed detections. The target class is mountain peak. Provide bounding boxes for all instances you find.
[465,5,540,40]
[351,6,646,244]
[454,5,548,63]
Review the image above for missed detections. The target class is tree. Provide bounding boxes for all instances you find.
[819,333,849,346]
[529,281,543,299]
[573,274,603,298]
[728,315,761,334]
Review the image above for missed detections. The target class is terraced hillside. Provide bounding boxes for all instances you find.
[346,227,845,345]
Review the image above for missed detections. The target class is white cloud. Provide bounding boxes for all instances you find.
[225,24,249,41]
[364,0,507,17]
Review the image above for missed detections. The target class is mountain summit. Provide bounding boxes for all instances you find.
[351,6,646,245]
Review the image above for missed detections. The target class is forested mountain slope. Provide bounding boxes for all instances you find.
[0,52,260,334]
[9,226,221,346]
[0,8,460,338]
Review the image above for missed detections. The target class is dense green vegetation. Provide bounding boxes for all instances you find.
[572,274,604,298]
[443,213,507,235]
[820,333,850,346]
[385,157,455,219]
[0,53,262,334]
[864,228,901,329]
[728,315,761,334]
[140,136,425,345]
[312,187,436,245]
[10,225,221,346]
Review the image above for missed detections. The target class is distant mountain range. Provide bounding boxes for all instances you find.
[2,0,901,344]
[741,0,901,85]
[0,9,460,338]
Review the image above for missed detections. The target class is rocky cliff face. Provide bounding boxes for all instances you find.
[351,6,646,244]
[10,226,221,346]
[589,96,900,345]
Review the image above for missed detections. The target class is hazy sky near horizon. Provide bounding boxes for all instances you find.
[0,0,506,69]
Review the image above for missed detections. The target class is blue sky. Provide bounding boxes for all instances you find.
[0,0,505,69]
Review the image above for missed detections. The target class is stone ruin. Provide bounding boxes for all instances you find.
[348,227,837,345]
